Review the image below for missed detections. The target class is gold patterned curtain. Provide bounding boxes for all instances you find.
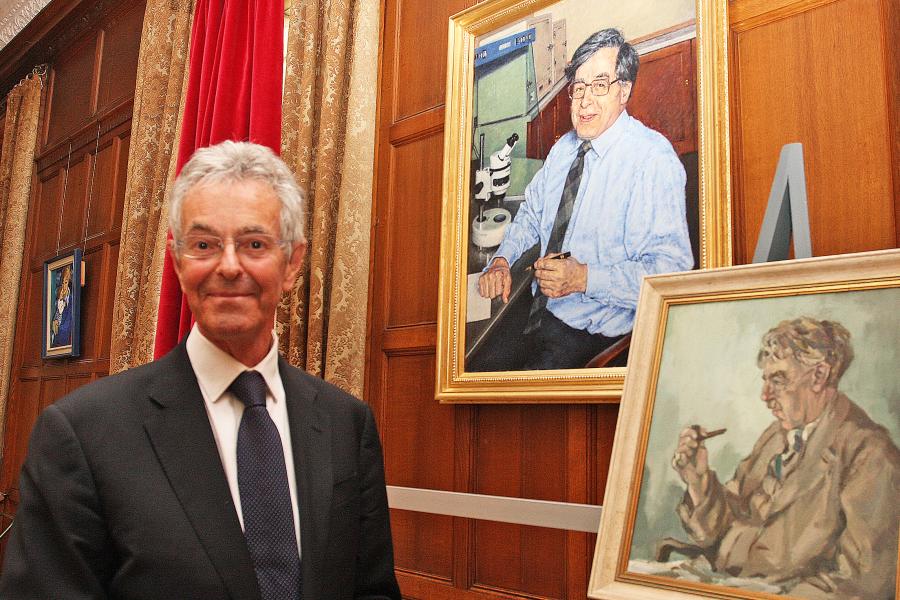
[0,69,44,444]
[110,0,194,372]
[278,0,380,396]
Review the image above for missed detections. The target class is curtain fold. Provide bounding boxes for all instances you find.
[153,0,285,359]
[278,0,380,396]
[110,0,195,373]
[0,69,44,445]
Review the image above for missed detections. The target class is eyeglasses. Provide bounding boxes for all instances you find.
[568,78,621,99]
[176,233,287,260]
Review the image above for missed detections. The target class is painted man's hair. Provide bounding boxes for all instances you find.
[757,317,854,387]
[564,28,639,86]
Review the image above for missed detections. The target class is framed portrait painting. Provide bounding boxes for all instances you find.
[435,0,732,403]
[588,249,900,599]
[41,249,82,359]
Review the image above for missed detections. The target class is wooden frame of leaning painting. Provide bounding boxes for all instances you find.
[588,248,900,599]
[435,0,732,403]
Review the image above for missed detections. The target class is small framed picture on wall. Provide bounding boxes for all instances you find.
[42,249,83,359]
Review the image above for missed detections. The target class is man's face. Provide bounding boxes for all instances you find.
[171,179,305,352]
[569,46,631,140]
[760,355,820,430]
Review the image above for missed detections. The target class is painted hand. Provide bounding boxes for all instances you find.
[673,425,711,504]
[478,257,512,303]
[533,253,587,298]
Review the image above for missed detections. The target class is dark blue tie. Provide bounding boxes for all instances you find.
[230,371,302,600]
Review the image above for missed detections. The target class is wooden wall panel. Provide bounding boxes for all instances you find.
[382,353,455,489]
[39,377,67,412]
[393,0,470,121]
[45,35,98,146]
[33,172,63,261]
[730,0,898,262]
[474,522,566,597]
[96,2,143,110]
[58,155,89,249]
[87,139,118,236]
[78,246,105,360]
[385,136,444,327]
[381,352,456,579]
[66,373,93,393]
[0,378,39,486]
[392,510,455,582]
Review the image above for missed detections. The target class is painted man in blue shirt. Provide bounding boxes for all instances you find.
[477,28,693,370]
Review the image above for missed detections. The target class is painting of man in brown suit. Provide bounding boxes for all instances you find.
[669,317,900,599]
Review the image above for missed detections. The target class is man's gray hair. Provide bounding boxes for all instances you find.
[757,317,854,387]
[564,28,639,86]
[169,141,306,254]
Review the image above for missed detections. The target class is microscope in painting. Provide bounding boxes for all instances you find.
[468,25,548,254]
[471,132,518,249]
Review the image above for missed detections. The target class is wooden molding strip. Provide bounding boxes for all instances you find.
[386,485,602,533]
[729,0,841,31]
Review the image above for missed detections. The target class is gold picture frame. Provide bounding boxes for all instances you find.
[436,0,732,403]
[589,249,900,599]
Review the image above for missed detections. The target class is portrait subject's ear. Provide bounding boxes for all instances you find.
[811,362,831,391]
[620,81,633,105]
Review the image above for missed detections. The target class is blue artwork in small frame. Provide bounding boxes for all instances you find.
[42,249,82,359]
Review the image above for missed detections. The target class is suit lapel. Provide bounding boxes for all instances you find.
[143,344,260,600]
[280,359,332,581]
[741,423,786,494]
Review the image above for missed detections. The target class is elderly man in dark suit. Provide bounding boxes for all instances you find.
[0,141,401,600]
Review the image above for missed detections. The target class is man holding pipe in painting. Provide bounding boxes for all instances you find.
[671,317,900,599]
[476,28,693,370]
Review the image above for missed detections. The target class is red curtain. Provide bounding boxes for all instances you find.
[154,0,284,358]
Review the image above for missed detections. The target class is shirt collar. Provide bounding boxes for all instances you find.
[783,417,820,453]
[584,109,629,157]
[798,417,819,442]
[186,325,281,403]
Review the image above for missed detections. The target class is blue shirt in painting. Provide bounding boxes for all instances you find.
[492,111,693,336]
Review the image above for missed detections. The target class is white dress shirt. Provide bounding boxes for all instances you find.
[185,326,301,556]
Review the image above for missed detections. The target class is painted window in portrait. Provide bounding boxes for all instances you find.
[589,249,900,600]
[42,249,83,359]
[436,0,731,403]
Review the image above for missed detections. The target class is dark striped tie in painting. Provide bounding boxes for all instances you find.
[524,140,593,335]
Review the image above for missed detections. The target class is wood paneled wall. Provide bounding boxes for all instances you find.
[0,0,144,554]
[370,0,898,598]
[369,1,617,597]
[729,0,899,262]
